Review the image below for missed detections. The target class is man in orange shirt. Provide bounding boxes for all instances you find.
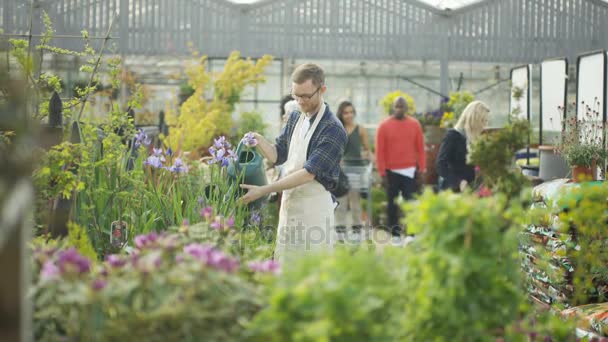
[375,97,426,244]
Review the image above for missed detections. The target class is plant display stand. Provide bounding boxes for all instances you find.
[521,179,608,308]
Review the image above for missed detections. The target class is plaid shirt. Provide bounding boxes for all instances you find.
[275,104,347,192]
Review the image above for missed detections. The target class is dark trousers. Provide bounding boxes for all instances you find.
[385,170,417,236]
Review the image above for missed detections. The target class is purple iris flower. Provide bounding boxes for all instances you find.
[134,129,151,148]
[166,147,173,156]
[213,136,231,150]
[153,148,163,156]
[241,132,258,147]
[250,212,262,226]
[144,155,164,169]
[169,158,188,173]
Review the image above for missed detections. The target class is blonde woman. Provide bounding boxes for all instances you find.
[436,100,490,192]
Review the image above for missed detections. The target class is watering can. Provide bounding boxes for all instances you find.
[227,141,269,208]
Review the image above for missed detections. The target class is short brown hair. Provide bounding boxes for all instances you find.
[291,63,325,87]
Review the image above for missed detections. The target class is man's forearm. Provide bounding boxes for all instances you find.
[263,168,315,193]
[256,135,278,164]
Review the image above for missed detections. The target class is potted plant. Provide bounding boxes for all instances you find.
[556,99,606,182]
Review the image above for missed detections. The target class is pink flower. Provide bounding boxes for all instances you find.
[210,216,234,231]
[200,206,213,220]
[184,243,215,260]
[134,232,160,249]
[477,185,492,198]
[40,260,59,280]
[91,278,107,291]
[474,166,481,173]
[183,243,239,272]
[249,260,281,274]
[57,248,91,274]
[106,254,127,268]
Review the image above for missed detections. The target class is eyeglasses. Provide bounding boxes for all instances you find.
[291,86,321,101]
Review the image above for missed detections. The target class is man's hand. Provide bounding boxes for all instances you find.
[247,132,278,164]
[239,184,268,205]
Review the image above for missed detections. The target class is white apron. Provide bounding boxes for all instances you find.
[275,103,336,263]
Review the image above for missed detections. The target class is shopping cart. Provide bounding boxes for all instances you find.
[342,161,374,227]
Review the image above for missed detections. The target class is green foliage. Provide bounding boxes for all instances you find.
[468,118,531,198]
[33,141,84,200]
[67,222,97,261]
[246,248,408,341]
[9,39,33,76]
[234,111,267,143]
[502,309,579,341]
[400,190,526,341]
[179,82,195,97]
[555,182,608,305]
[31,234,263,341]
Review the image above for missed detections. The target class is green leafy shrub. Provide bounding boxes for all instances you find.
[246,248,408,341]
[66,222,97,261]
[468,118,531,198]
[399,190,526,341]
[555,182,608,305]
[234,111,267,145]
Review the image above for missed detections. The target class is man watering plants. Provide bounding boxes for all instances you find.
[239,63,347,263]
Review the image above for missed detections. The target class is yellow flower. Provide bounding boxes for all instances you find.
[440,111,455,128]
[163,51,273,156]
[379,90,416,115]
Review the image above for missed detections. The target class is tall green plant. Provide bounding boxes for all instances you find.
[234,111,267,144]
[468,118,531,198]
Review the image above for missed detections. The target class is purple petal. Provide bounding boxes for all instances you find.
[40,260,59,280]
[106,254,127,268]
[91,278,107,291]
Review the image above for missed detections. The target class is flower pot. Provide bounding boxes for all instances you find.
[572,160,597,183]
[538,145,570,181]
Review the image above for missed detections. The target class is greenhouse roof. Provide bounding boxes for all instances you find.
[228,0,499,10]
